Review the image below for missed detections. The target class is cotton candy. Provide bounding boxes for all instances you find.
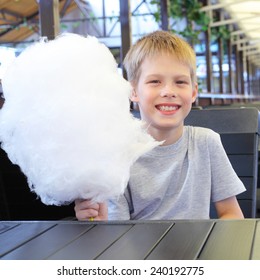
[0,33,160,205]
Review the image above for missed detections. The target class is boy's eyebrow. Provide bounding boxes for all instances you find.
[145,74,162,78]
[175,75,191,79]
[145,74,191,79]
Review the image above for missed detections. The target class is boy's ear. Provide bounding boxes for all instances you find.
[130,84,139,102]
[191,83,198,103]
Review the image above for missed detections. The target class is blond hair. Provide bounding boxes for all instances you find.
[123,30,197,86]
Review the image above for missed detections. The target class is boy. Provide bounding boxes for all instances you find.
[75,31,245,220]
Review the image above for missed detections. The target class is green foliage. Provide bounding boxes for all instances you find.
[150,0,232,46]
[150,0,210,44]
[211,25,231,42]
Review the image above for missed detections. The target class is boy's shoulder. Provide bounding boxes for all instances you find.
[184,125,220,144]
[185,125,218,136]
[184,126,223,156]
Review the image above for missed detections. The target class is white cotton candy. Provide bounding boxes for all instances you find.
[0,33,160,205]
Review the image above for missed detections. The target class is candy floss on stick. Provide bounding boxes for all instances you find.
[0,33,160,206]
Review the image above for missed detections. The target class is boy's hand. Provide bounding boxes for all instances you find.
[74,199,108,221]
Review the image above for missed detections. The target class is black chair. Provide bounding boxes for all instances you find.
[0,146,75,220]
[0,166,10,219]
[184,107,260,218]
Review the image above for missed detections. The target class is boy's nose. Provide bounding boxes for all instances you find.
[160,85,176,98]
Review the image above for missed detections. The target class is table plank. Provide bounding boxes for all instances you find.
[198,219,256,260]
[97,222,174,260]
[47,224,133,260]
[1,223,94,260]
[146,220,214,260]
[251,220,260,260]
[0,222,56,258]
[0,222,19,234]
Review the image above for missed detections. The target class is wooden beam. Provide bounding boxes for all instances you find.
[38,0,60,40]
[160,0,169,30]
[119,0,132,79]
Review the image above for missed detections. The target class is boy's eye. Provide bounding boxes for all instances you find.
[177,80,188,85]
[149,80,160,84]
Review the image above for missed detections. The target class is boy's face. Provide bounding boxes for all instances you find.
[131,53,197,142]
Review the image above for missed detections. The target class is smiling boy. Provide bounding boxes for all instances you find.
[75,31,245,220]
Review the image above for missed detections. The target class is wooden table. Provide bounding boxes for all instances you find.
[1,219,259,260]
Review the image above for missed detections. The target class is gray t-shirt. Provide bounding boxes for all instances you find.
[108,126,246,220]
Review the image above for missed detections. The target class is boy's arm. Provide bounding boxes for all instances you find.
[214,196,244,219]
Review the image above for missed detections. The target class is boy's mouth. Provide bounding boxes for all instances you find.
[155,104,180,114]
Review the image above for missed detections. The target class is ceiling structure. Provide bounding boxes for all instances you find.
[0,0,78,44]
[202,0,260,66]
[1,0,260,68]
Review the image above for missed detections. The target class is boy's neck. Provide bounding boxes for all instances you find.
[147,125,184,146]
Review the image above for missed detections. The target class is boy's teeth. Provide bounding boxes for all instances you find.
[158,105,178,111]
